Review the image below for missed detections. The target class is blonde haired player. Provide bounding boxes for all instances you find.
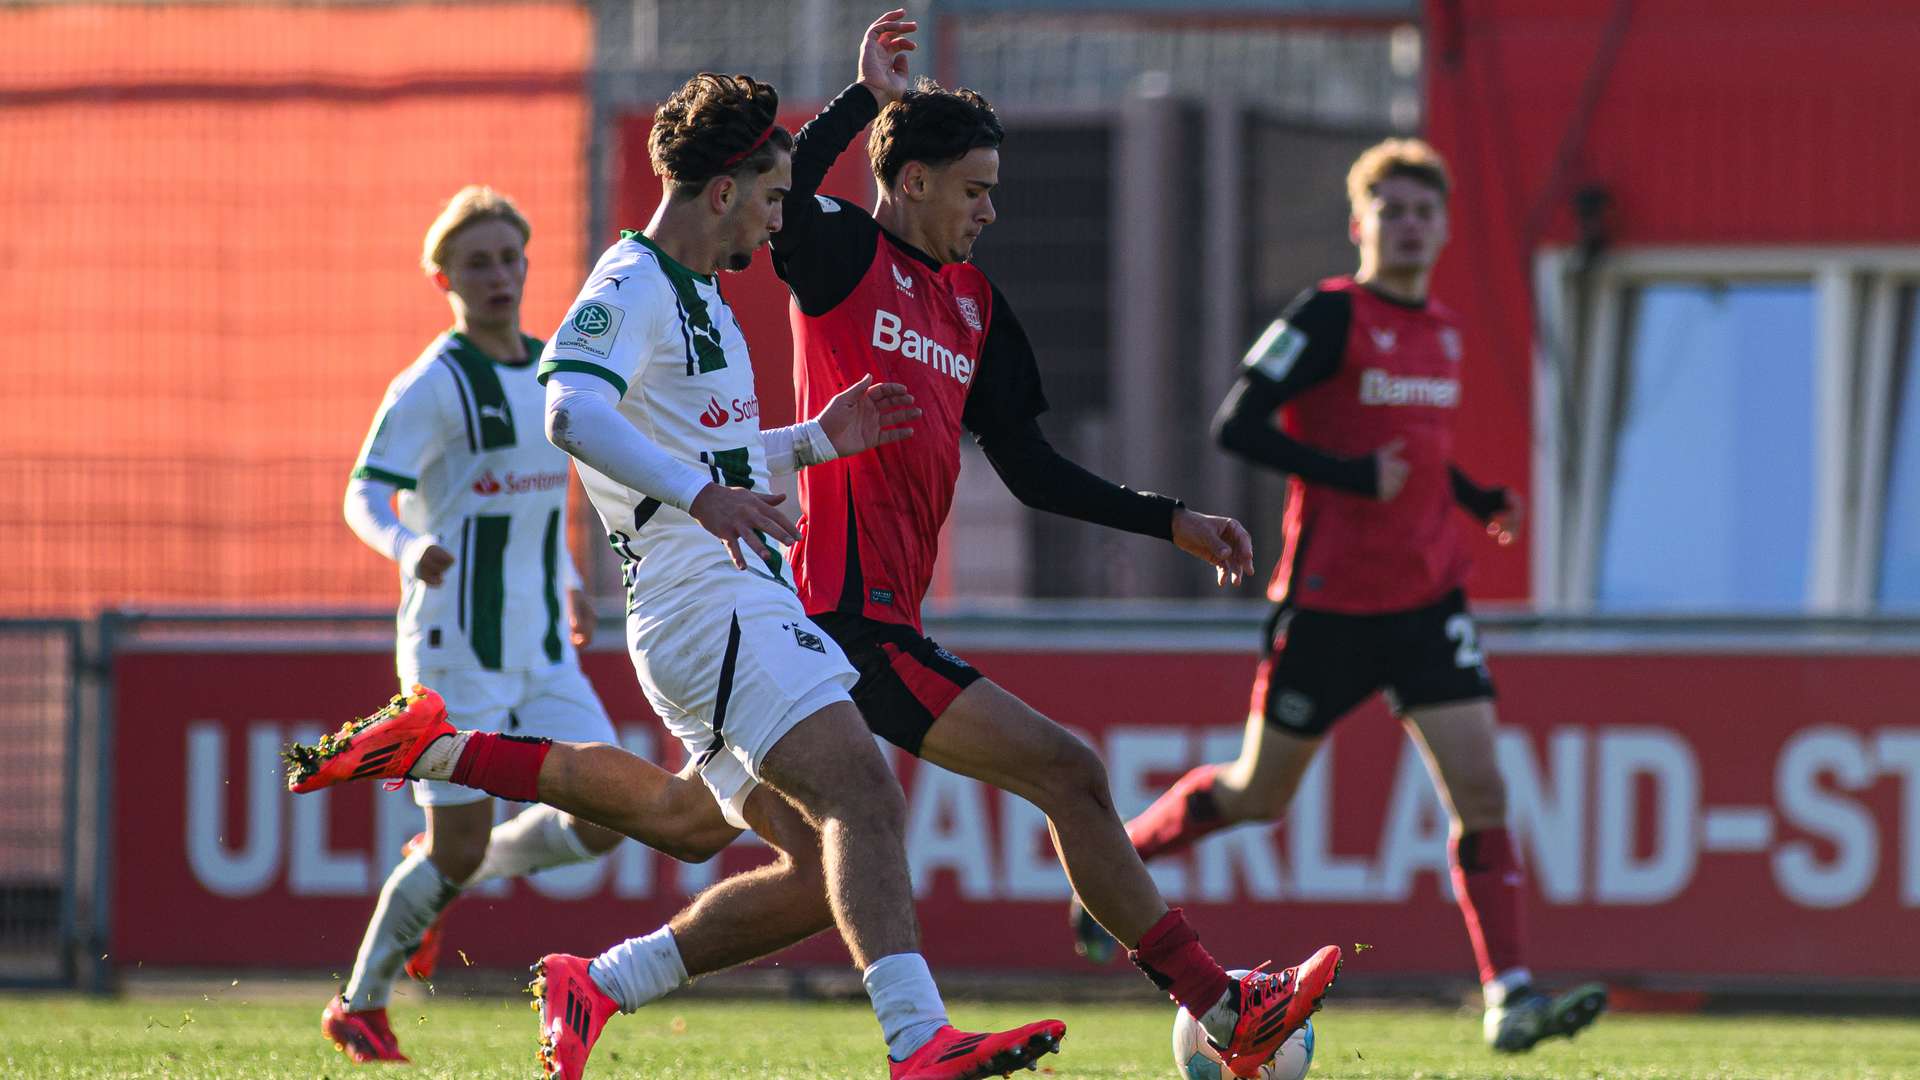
[327,186,720,1063]
[1080,139,1606,1053]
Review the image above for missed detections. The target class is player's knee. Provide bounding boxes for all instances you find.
[426,831,488,883]
[773,842,829,897]
[653,784,739,863]
[1034,730,1115,816]
[843,765,909,825]
[1449,772,1509,832]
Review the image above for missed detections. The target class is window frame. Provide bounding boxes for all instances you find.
[1535,246,1920,615]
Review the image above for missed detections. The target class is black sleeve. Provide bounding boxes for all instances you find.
[965,286,1178,539]
[770,84,883,316]
[974,418,1183,540]
[1212,288,1378,495]
[1449,464,1510,521]
[961,283,1049,433]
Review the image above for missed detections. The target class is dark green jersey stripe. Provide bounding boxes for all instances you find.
[702,447,782,580]
[541,509,564,663]
[625,230,728,375]
[444,333,517,450]
[351,463,418,490]
[536,358,628,398]
[469,514,510,670]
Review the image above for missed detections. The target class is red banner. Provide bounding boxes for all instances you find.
[113,646,1920,983]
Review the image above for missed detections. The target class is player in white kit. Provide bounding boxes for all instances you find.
[323,187,725,1065]
[287,19,1067,1079]
[528,62,1064,1080]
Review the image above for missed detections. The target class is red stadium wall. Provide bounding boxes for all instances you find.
[1421,0,1920,604]
[112,646,1920,985]
[0,3,591,616]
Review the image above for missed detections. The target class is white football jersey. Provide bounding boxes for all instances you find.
[539,233,790,610]
[352,331,580,673]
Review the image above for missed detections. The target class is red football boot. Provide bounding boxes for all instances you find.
[888,1020,1066,1080]
[1218,945,1342,1079]
[321,994,408,1064]
[531,953,620,1080]
[400,832,448,981]
[284,686,451,794]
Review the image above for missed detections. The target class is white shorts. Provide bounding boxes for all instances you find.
[397,660,616,808]
[627,572,857,829]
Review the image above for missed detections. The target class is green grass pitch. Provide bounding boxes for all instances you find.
[3,991,1915,1078]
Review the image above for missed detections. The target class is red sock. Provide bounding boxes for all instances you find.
[1128,764,1229,861]
[1449,828,1527,985]
[1128,908,1232,1018]
[449,732,552,803]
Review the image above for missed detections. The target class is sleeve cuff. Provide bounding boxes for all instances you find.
[397,533,439,575]
[798,419,838,467]
[665,471,713,514]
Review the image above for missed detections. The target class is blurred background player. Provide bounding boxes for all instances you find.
[329,186,633,1063]
[765,15,1339,1075]
[1084,138,1606,1053]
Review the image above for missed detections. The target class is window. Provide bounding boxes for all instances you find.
[1596,283,1817,611]
[1536,249,1920,614]
[1877,288,1920,607]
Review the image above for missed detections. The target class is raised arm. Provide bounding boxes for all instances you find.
[771,10,914,313]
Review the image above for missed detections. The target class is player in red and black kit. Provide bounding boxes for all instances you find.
[768,15,1340,1076]
[1084,138,1607,1053]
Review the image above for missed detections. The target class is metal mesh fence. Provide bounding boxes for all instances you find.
[1,2,591,617]
[0,622,78,984]
[4,0,1413,621]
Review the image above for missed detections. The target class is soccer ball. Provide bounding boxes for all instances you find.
[1170,995,1314,1080]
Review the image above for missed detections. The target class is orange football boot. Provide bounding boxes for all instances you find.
[284,686,451,794]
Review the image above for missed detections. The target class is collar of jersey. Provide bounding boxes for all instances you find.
[448,331,539,369]
[878,226,946,274]
[1355,280,1429,312]
[621,229,713,285]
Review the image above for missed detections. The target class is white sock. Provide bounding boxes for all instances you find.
[341,851,459,1010]
[588,926,690,1013]
[408,731,472,782]
[463,805,600,886]
[1484,967,1535,1007]
[863,952,949,1061]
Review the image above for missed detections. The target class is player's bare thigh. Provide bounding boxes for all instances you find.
[1401,697,1505,832]
[1215,707,1323,823]
[916,678,1108,807]
[756,698,904,820]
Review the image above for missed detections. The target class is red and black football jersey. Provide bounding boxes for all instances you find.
[771,87,1056,631]
[1243,276,1475,613]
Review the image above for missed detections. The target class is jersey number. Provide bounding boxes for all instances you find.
[1445,613,1485,670]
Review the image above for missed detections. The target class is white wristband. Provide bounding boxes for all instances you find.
[795,419,839,468]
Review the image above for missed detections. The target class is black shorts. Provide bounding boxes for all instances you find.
[808,611,983,756]
[1251,589,1495,737]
